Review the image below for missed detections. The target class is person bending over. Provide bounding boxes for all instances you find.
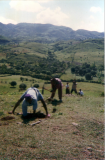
[9,87,50,118]
[48,78,63,102]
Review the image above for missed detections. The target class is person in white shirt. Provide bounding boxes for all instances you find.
[78,89,84,96]
[66,82,70,94]
[9,87,50,118]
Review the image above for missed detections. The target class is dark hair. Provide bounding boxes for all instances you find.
[24,94,31,101]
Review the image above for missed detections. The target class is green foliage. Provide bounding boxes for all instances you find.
[100,92,104,97]
[71,67,75,73]
[20,77,24,81]
[70,62,98,79]
[0,49,69,79]
[10,81,17,87]
[91,70,97,77]
[0,34,104,84]
[0,35,10,44]
[98,64,104,72]
[33,84,39,88]
[19,83,27,90]
[85,73,92,80]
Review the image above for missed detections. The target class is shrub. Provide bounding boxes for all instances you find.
[100,92,104,97]
[20,77,24,81]
[81,78,84,82]
[19,83,27,90]
[33,84,39,88]
[10,81,17,87]
[71,67,75,73]
[44,81,50,84]
[85,73,92,80]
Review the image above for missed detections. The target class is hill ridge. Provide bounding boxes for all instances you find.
[0,22,104,43]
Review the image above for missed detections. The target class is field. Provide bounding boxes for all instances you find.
[0,75,104,159]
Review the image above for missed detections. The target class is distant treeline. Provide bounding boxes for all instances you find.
[70,62,104,81]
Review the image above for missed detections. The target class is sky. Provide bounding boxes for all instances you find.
[0,0,104,32]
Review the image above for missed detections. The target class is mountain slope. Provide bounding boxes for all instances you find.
[0,22,104,42]
[0,35,10,44]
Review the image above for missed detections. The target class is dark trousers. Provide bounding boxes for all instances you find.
[71,89,77,94]
[51,86,62,100]
[66,88,70,94]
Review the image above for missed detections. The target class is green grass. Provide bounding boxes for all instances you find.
[54,39,104,65]
[0,38,104,66]
[0,75,104,159]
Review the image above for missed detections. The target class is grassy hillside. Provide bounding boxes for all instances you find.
[0,38,104,84]
[53,39,104,66]
[0,35,10,44]
[0,22,104,159]
[0,75,104,159]
[0,38,104,64]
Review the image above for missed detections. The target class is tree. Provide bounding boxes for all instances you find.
[46,71,51,75]
[82,62,90,69]
[33,84,39,88]
[19,83,27,90]
[71,67,75,73]
[86,68,91,73]
[20,77,24,82]
[91,70,97,77]
[98,64,104,75]
[85,73,92,80]
[10,81,17,87]
[79,69,84,76]
[91,62,97,70]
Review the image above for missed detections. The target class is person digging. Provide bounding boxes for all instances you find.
[48,78,63,102]
[9,87,50,118]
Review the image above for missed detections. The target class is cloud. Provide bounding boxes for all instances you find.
[37,0,53,3]
[0,16,17,24]
[76,20,104,32]
[36,7,69,26]
[90,7,102,13]
[90,15,94,19]
[9,1,44,12]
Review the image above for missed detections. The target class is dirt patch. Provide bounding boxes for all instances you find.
[0,122,9,126]
[1,116,15,121]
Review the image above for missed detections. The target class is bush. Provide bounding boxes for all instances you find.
[81,78,84,82]
[76,79,81,82]
[85,73,92,80]
[20,77,24,81]
[91,70,97,77]
[44,81,51,84]
[19,83,27,90]
[33,84,39,88]
[100,92,104,97]
[10,81,17,87]
[71,67,75,73]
